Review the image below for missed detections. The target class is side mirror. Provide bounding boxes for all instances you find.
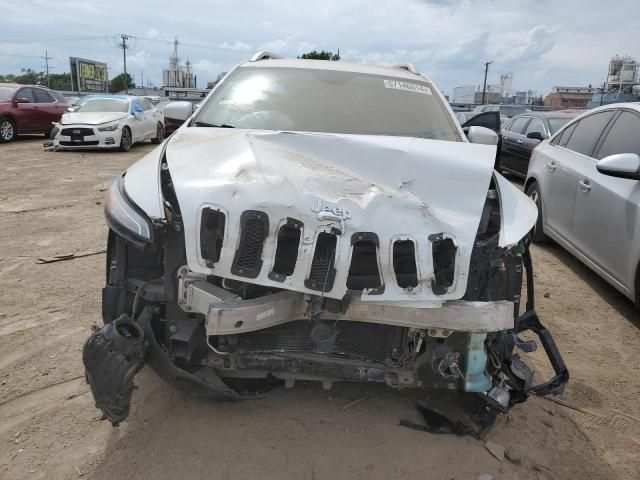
[526,131,545,141]
[466,126,499,146]
[163,101,194,122]
[67,107,76,112]
[133,112,143,121]
[596,153,640,180]
[14,97,30,104]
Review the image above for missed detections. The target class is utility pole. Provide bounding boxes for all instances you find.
[481,61,493,104]
[118,34,130,94]
[41,50,53,88]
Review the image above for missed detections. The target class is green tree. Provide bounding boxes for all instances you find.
[11,69,45,85]
[109,73,135,93]
[0,74,17,83]
[48,73,72,91]
[298,50,340,61]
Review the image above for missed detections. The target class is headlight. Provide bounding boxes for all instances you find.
[104,176,154,247]
[98,123,119,132]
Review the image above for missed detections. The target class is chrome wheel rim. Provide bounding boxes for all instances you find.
[0,121,13,141]
[122,130,130,149]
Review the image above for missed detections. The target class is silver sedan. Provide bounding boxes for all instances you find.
[525,102,640,304]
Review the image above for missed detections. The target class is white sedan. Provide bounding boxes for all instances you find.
[51,96,164,151]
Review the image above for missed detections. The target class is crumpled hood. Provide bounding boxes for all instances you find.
[60,112,128,125]
[164,128,501,304]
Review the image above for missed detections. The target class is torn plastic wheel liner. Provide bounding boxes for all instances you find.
[82,315,146,426]
[83,307,240,426]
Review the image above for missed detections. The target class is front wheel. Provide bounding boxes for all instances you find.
[119,127,132,152]
[526,181,547,243]
[0,117,17,143]
[151,122,164,144]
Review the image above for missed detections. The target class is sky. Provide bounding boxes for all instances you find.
[1,0,639,97]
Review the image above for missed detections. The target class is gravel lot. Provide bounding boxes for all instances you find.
[1,137,639,480]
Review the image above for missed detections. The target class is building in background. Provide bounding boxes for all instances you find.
[162,38,196,88]
[587,55,640,107]
[451,85,476,103]
[544,86,597,108]
[206,72,228,90]
[500,73,513,98]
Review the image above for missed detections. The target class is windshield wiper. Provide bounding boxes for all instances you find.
[193,121,235,128]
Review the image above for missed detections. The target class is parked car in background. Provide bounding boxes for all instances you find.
[82,54,567,427]
[526,103,640,304]
[457,111,509,129]
[498,112,578,177]
[162,100,196,135]
[0,83,69,142]
[51,95,164,151]
[472,104,531,118]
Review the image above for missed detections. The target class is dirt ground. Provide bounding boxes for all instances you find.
[0,137,638,480]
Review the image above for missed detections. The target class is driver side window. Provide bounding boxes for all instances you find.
[525,118,545,137]
[17,88,35,103]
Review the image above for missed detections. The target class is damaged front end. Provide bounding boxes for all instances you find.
[83,131,568,427]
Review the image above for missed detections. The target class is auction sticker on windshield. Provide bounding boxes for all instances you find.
[383,79,432,95]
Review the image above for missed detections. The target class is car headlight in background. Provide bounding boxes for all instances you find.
[98,123,119,132]
[104,176,154,247]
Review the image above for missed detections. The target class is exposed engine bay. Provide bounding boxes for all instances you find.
[85,130,568,427]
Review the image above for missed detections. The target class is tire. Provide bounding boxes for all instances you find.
[526,181,547,243]
[119,127,132,152]
[151,122,164,144]
[0,117,17,143]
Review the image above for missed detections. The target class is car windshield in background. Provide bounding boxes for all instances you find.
[548,117,573,134]
[0,87,17,101]
[194,67,461,141]
[500,106,529,117]
[77,99,129,113]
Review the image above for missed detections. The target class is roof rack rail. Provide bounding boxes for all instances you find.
[249,51,283,62]
[391,63,418,75]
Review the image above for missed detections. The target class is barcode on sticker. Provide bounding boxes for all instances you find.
[383,79,432,95]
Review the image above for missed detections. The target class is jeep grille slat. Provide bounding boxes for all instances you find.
[347,232,382,291]
[231,210,269,278]
[393,240,419,288]
[200,208,225,267]
[305,232,337,292]
[269,218,303,282]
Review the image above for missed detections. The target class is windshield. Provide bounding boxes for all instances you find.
[77,99,129,113]
[0,86,17,101]
[548,117,573,134]
[500,106,529,117]
[193,67,461,141]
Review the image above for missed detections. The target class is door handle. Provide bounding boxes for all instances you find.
[517,139,524,144]
[578,180,591,192]
[546,161,556,171]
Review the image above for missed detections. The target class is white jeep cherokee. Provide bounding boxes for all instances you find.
[83,53,568,428]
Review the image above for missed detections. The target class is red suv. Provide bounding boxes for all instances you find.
[0,83,69,143]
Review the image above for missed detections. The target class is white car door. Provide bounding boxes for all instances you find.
[571,109,640,295]
[129,99,148,142]
[140,98,158,139]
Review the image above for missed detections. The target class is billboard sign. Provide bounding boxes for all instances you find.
[70,57,108,93]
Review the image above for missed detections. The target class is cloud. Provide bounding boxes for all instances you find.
[0,0,638,94]
[126,50,151,69]
[491,25,556,65]
[192,59,222,81]
[219,40,252,51]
